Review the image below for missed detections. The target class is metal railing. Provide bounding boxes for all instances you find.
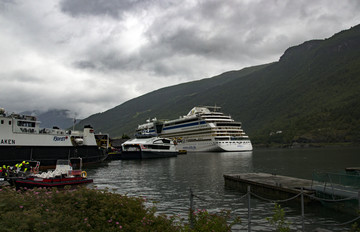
[189,186,360,231]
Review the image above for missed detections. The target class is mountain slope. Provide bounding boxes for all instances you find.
[76,64,270,136]
[77,24,360,145]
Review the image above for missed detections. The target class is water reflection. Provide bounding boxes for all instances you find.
[219,151,253,173]
[252,147,360,179]
[86,147,360,231]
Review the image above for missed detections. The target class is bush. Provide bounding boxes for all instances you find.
[186,209,241,232]
[266,203,291,232]
[0,186,240,232]
[0,186,176,232]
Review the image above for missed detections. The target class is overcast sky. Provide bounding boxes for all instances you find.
[1,0,359,118]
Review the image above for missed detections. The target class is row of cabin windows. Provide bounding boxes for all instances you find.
[164,118,199,127]
[1,120,12,125]
[0,120,35,127]
[17,121,35,127]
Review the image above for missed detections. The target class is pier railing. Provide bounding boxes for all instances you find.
[189,186,360,232]
[312,171,360,190]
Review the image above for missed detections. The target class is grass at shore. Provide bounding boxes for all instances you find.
[0,186,239,232]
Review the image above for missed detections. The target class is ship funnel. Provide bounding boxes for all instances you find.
[83,125,96,145]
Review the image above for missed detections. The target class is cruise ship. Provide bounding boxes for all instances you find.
[136,106,253,152]
[0,108,107,167]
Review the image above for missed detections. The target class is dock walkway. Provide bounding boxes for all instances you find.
[224,173,315,202]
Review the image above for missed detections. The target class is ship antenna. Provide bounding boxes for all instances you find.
[72,112,78,131]
[73,117,76,131]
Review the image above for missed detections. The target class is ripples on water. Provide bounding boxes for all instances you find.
[86,147,360,231]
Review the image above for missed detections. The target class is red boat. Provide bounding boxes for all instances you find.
[11,158,93,189]
[14,176,93,188]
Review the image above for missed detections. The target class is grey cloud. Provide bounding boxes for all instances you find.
[144,2,263,55]
[71,0,360,80]
[2,0,359,118]
[2,74,43,84]
[147,0,360,63]
[60,0,182,19]
[73,51,143,73]
[60,0,151,18]
[66,0,360,78]
[0,0,15,12]
[73,60,97,70]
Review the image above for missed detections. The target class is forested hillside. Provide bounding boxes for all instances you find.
[76,24,360,146]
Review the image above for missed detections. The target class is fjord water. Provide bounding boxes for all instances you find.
[87,147,360,231]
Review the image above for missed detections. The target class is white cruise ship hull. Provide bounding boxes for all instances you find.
[177,139,253,152]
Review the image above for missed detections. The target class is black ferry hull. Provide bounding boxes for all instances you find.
[0,145,107,168]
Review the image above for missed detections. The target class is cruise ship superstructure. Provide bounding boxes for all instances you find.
[136,106,253,152]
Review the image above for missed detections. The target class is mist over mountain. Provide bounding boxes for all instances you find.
[21,109,78,130]
[75,24,360,145]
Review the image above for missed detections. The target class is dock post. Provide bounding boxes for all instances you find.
[358,191,360,211]
[301,187,305,232]
[189,188,194,228]
[247,186,251,232]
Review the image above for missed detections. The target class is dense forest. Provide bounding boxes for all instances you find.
[76,24,360,147]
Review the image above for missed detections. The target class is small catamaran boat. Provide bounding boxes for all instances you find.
[121,137,178,159]
[9,158,93,189]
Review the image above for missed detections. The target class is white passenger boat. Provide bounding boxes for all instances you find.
[136,106,253,152]
[121,137,178,159]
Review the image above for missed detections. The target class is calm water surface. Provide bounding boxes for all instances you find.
[86,147,360,231]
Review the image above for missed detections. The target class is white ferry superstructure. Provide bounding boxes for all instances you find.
[0,107,107,167]
[136,106,253,152]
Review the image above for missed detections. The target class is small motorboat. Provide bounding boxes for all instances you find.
[10,158,93,189]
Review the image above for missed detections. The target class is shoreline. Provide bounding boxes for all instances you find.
[253,142,360,149]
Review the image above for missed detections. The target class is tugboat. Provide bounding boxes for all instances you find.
[9,158,93,189]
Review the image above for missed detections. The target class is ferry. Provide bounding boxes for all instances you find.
[136,106,253,152]
[121,137,178,159]
[0,108,107,167]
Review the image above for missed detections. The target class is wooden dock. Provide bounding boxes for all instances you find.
[224,173,316,203]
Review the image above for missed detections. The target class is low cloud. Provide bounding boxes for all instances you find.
[0,0,359,117]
